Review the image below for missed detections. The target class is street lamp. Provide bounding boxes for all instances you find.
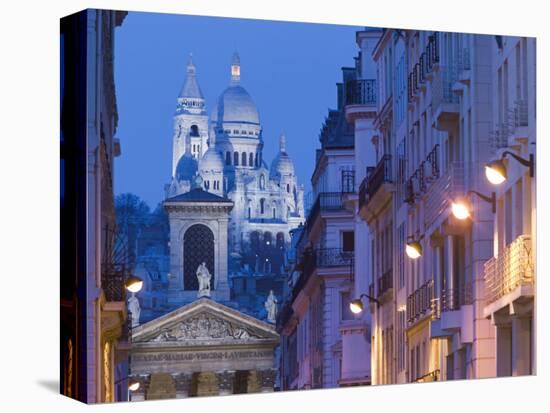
[485,151,534,185]
[349,293,380,314]
[124,275,144,293]
[128,381,140,392]
[451,191,496,220]
[406,236,423,259]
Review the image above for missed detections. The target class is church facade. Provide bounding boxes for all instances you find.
[137,52,305,322]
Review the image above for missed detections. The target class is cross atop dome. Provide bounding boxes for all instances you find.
[230,51,241,85]
[279,134,287,153]
[187,53,196,75]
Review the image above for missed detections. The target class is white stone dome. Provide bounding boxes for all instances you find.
[216,85,260,126]
[175,153,198,182]
[199,147,224,171]
[270,135,294,177]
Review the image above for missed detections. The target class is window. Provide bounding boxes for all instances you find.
[234,152,239,166]
[190,125,199,137]
[260,198,265,214]
[249,152,254,167]
[272,208,276,219]
[259,174,265,190]
[225,151,231,165]
[342,231,354,252]
[287,183,290,193]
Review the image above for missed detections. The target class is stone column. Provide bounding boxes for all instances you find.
[129,374,150,401]
[256,368,278,393]
[511,316,532,376]
[171,373,193,398]
[216,370,236,396]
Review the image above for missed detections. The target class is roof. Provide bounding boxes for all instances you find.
[164,188,232,204]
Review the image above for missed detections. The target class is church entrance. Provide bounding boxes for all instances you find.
[183,224,214,290]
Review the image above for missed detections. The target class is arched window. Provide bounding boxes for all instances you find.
[287,183,290,193]
[204,180,210,190]
[249,152,254,167]
[260,198,265,214]
[264,231,272,247]
[273,208,276,219]
[190,125,199,137]
[255,153,259,167]
[259,175,265,190]
[276,232,285,249]
[248,207,251,219]
[242,152,247,166]
[234,152,239,166]
[183,224,215,290]
[226,151,231,165]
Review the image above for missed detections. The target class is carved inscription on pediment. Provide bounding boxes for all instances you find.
[148,314,261,343]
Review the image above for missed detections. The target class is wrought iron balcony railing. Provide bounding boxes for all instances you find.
[345,79,377,106]
[407,280,434,323]
[414,369,440,383]
[484,235,534,304]
[423,162,465,228]
[359,155,392,209]
[432,282,473,319]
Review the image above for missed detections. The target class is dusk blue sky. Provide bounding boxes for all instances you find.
[114,11,362,208]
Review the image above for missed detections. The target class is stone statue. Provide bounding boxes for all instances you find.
[265,290,278,323]
[127,293,141,328]
[196,262,212,297]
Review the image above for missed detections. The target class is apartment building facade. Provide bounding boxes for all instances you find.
[352,29,535,385]
[278,66,361,389]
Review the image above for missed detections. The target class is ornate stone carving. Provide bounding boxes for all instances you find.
[215,370,236,395]
[256,368,277,392]
[171,373,192,398]
[149,313,261,342]
[127,293,141,327]
[196,262,212,298]
[264,290,278,323]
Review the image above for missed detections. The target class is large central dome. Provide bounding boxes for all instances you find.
[216,85,260,125]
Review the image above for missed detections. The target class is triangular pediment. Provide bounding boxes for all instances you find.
[132,298,279,345]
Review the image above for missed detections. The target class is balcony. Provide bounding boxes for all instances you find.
[344,79,377,122]
[295,248,354,299]
[430,282,474,343]
[404,144,441,205]
[305,192,347,234]
[431,66,459,132]
[483,235,534,317]
[358,155,394,223]
[407,280,434,324]
[377,268,393,301]
[414,369,440,383]
[424,162,465,230]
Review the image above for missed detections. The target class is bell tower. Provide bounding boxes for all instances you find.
[172,54,210,177]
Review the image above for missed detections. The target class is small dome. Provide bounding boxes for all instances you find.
[175,153,198,182]
[270,134,294,177]
[199,147,224,171]
[217,85,260,126]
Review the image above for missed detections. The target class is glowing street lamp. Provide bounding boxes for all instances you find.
[451,200,471,220]
[451,191,496,220]
[349,293,380,314]
[128,381,140,392]
[485,151,534,185]
[406,239,423,259]
[124,275,144,293]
